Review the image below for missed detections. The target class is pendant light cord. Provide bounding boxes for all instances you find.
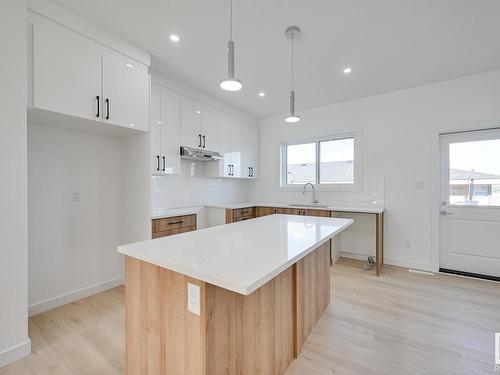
[230,0,233,41]
[291,29,294,91]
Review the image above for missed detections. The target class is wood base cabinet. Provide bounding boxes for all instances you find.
[152,214,196,238]
[125,241,331,375]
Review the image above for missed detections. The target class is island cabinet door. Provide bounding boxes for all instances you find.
[256,207,275,217]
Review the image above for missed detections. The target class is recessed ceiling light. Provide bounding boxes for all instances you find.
[170,34,180,42]
[258,92,265,97]
[196,110,202,114]
[126,63,133,68]
[343,67,352,74]
[129,124,135,127]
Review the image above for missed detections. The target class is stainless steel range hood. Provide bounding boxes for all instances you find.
[180,146,223,161]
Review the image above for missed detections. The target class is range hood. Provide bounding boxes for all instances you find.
[180,146,223,161]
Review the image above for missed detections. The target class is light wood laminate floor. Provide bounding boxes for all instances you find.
[1,259,499,375]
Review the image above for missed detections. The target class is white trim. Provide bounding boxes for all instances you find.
[0,339,31,368]
[28,278,123,317]
[383,257,435,272]
[339,251,370,261]
[433,121,500,274]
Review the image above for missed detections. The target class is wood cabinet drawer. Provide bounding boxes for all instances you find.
[152,214,196,233]
[233,207,255,219]
[152,225,196,239]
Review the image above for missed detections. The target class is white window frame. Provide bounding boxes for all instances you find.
[280,132,362,191]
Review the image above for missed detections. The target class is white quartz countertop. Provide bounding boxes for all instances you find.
[152,206,204,219]
[119,215,353,295]
[207,202,385,214]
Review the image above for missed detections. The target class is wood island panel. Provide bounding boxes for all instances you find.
[125,240,332,375]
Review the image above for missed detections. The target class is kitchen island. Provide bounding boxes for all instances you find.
[118,214,353,375]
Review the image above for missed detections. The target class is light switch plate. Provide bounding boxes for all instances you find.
[187,282,200,316]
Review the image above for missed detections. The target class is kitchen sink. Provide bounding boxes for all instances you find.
[290,204,330,208]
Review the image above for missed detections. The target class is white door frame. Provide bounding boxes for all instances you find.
[430,120,500,273]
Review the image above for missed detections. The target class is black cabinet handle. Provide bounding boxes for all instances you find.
[105,98,110,120]
[203,135,206,148]
[198,134,202,147]
[162,156,166,172]
[248,166,250,177]
[96,95,100,118]
[168,220,184,225]
[230,165,232,176]
[251,167,254,177]
[230,165,234,176]
[156,155,160,171]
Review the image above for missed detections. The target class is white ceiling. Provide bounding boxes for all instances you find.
[54,0,500,118]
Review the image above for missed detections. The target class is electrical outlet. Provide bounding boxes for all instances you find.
[72,191,80,201]
[187,282,200,316]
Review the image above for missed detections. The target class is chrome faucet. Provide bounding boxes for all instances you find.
[302,183,319,206]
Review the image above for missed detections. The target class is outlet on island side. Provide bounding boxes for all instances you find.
[187,282,200,316]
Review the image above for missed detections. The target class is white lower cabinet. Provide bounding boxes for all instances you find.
[30,13,150,132]
[151,83,181,175]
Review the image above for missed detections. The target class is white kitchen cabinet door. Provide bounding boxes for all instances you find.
[162,88,181,175]
[230,117,242,178]
[201,105,219,152]
[102,48,150,131]
[180,97,203,148]
[219,113,233,177]
[248,124,259,178]
[239,123,251,179]
[32,15,101,121]
[150,84,162,174]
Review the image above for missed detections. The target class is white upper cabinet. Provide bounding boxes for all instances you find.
[200,105,219,152]
[180,97,203,148]
[206,113,244,178]
[151,83,181,175]
[162,88,181,174]
[180,98,219,152]
[30,14,150,132]
[102,48,150,132]
[32,15,101,121]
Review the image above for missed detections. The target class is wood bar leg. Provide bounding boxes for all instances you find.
[375,213,384,276]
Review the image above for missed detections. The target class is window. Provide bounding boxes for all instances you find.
[448,138,500,206]
[282,135,357,187]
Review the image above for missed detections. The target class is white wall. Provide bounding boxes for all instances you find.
[250,70,500,271]
[0,0,31,367]
[27,124,125,315]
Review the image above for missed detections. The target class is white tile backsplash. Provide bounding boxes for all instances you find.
[151,159,249,209]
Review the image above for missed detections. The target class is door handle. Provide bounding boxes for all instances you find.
[198,134,202,148]
[156,155,160,171]
[105,98,110,120]
[251,167,253,177]
[96,95,100,118]
[440,210,454,216]
[230,165,233,176]
[203,135,206,148]
[248,166,251,177]
[162,156,166,172]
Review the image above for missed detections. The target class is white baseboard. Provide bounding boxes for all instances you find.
[28,278,123,317]
[340,251,372,261]
[0,338,31,368]
[383,257,434,272]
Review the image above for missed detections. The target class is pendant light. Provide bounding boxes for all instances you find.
[284,26,301,123]
[220,0,243,91]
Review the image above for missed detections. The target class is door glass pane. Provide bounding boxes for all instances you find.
[286,143,316,184]
[449,139,500,206]
[319,138,354,184]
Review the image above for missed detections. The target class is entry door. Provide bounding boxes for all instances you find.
[439,129,500,278]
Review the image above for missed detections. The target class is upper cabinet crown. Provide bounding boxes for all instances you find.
[29,14,150,132]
